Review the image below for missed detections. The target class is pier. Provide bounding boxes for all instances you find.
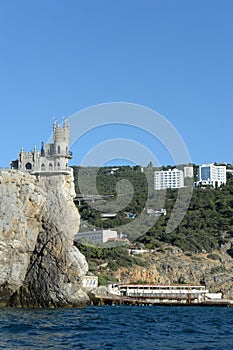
[95,295,233,307]
[93,284,233,307]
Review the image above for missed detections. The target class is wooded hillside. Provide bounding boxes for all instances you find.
[73,165,233,253]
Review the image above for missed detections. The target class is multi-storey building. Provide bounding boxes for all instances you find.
[198,163,226,187]
[154,168,184,190]
[74,229,118,244]
[10,120,73,175]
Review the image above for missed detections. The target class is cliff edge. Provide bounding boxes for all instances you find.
[0,170,89,307]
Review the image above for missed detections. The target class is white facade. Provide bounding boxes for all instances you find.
[147,208,166,216]
[82,275,98,291]
[118,284,212,303]
[154,168,184,190]
[74,229,118,244]
[198,163,226,187]
[10,120,72,175]
[184,166,193,178]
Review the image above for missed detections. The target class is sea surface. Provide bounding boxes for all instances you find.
[0,306,233,349]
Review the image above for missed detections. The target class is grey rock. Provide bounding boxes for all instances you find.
[0,170,89,307]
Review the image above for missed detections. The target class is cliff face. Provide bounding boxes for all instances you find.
[0,170,89,307]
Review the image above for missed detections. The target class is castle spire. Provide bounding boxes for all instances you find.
[63,118,67,128]
[53,118,57,131]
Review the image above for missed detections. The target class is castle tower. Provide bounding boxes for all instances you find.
[53,119,72,170]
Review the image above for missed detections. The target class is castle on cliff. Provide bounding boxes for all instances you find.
[11,120,73,175]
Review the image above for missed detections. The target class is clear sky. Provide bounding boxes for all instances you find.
[0,0,232,167]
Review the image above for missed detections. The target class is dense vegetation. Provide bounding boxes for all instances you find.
[73,165,233,254]
[75,242,148,285]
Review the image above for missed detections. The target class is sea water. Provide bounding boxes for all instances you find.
[0,306,232,349]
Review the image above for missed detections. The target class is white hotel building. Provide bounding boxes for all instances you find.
[198,163,226,187]
[154,166,193,190]
[154,168,184,190]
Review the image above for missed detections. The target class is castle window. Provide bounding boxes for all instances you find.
[41,163,45,171]
[49,163,53,171]
[58,146,60,154]
[25,162,32,170]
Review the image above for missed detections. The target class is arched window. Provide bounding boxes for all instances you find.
[49,163,53,171]
[57,162,60,169]
[57,145,60,154]
[25,162,32,170]
[66,146,68,154]
[41,163,45,171]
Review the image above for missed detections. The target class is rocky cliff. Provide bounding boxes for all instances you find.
[0,170,89,307]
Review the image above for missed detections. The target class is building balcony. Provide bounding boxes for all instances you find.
[31,166,73,176]
[53,150,73,159]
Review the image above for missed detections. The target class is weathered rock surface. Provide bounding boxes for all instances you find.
[115,247,233,299]
[0,170,89,307]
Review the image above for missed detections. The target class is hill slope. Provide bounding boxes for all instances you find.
[73,165,233,253]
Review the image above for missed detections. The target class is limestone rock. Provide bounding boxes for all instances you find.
[0,170,89,307]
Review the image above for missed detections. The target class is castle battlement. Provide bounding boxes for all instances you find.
[10,120,73,175]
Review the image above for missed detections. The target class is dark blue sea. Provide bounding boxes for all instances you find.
[0,306,232,349]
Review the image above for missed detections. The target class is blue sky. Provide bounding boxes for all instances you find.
[0,0,232,167]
